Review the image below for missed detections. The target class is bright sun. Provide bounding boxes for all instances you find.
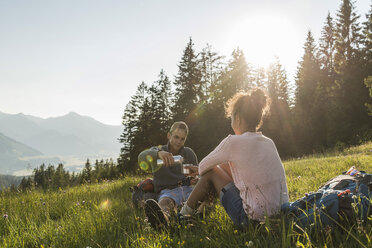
[226,13,298,68]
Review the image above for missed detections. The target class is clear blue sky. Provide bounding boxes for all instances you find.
[0,0,370,125]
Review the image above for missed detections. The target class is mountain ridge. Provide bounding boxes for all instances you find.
[0,111,122,175]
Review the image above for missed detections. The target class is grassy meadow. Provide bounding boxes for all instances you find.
[0,142,371,247]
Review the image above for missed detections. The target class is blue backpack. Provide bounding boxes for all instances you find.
[281,170,372,228]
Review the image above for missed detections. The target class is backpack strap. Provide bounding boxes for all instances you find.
[321,175,355,190]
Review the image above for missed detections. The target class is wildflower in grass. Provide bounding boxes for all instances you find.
[3,213,8,219]
[245,241,254,247]
[42,202,46,206]
[82,200,85,205]
[76,202,80,206]
[234,229,238,234]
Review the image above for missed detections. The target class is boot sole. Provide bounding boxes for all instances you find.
[144,199,168,229]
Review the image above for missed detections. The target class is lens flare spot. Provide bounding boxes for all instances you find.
[186,102,206,124]
[100,199,111,210]
[146,155,153,163]
[139,161,150,172]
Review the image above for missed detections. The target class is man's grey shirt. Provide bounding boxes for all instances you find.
[139,144,198,192]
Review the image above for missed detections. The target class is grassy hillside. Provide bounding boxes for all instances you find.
[0,142,371,247]
[0,132,44,174]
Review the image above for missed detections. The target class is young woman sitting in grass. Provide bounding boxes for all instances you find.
[180,88,289,226]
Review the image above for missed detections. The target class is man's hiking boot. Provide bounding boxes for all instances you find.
[144,199,169,229]
[177,212,198,227]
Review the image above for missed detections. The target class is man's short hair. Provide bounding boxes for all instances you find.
[169,121,189,135]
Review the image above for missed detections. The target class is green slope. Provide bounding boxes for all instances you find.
[0,132,42,157]
[0,132,44,174]
[0,142,371,247]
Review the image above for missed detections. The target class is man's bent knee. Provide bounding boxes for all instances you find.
[159,197,175,208]
[158,197,176,216]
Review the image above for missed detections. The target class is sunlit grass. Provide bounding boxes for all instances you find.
[0,143,371,247]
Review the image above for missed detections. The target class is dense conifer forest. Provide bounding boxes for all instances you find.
[118,0,372,173]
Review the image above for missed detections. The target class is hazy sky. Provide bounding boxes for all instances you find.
[0,0,370,125]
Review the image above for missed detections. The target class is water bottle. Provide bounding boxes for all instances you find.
[156,155,183,166]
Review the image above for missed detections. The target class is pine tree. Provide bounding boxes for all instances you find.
[365,76,372,115]
[294,30,323,153]
[19,177,30,191]
[52,164,66,189]
[362,5,372,117]
[33,164,47,189]
[94,159,105,182]
[267,57,289,104]
[362,4,372,72]
[186,45,225,158]
[198,44,225,103]
[317,13,337,149]
[252,66,266,89]
[334,0,362,73]
[214,48,253,105]
[318,12,336,77]
[172,38,202,122]
[148,70,172,144]
[118,82,149,172]
[332,0,370,145]
[262,57,294,156]
[82,159,92,182]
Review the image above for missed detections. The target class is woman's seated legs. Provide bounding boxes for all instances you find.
[185,165,233,210]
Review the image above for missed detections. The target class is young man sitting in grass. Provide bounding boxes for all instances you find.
[138,121,198,229]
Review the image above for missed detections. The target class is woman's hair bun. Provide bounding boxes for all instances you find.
[225,88,270,131]
[250,88,268,111]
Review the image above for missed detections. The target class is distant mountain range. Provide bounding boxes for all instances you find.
[0,111,122,175]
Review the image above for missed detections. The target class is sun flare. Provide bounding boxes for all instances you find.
[100,199,111,210]
[227,13,298,68]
